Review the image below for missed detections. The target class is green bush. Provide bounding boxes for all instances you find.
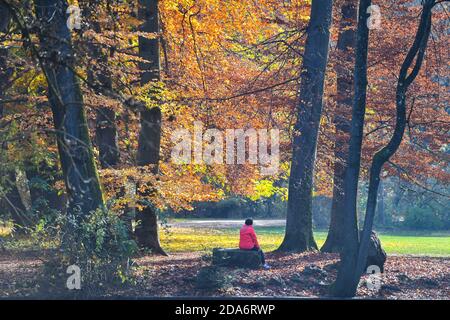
[37,208,138,297]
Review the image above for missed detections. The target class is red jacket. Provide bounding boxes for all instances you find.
[239,225,259,250]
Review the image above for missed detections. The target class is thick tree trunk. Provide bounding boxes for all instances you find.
[134,204,164,253]
[135,0,166,255]
[322,1,357,253]
[277,0,333,252]
[34,0,104,219]
[353,0,434,291]
[2,4,65,221]
[331,0,372,297]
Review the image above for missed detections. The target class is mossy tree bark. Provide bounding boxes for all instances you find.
[34,0,104,219]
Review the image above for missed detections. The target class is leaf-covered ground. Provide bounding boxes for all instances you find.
[0,250,448,299]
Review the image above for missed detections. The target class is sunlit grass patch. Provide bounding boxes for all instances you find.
[160,227,324,252]
[0,221,12,237]
[160,226,450,256]
[377,234,450,256]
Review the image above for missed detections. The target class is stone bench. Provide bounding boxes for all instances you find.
[212,248,263,269]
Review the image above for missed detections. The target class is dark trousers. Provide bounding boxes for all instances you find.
[251,246,266,264]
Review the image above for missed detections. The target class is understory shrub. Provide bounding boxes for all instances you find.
[37,208,137,297]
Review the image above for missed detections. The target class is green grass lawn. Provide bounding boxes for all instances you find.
[160,226,450,256]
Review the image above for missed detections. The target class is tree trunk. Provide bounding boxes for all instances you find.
[0,2,10,33]
[1,171,29,231]
[322,0,357,253]
[392,177,404,216]
[135,0,166,255]
[92,57,120,169]
[277,0,333,252]
[86,10,120,169]
[266,198,271,217]
[331,0,372,297]
[376,179,385,226]
[34,0,104,219]
[96,107,120,168]
[352,0,434,292]
[76,1,121,169]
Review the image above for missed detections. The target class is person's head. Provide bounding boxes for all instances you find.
[245,218,253,226]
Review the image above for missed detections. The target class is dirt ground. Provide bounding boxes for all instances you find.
[0,250,448,299]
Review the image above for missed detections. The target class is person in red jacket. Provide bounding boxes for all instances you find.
[239,218,270,269]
